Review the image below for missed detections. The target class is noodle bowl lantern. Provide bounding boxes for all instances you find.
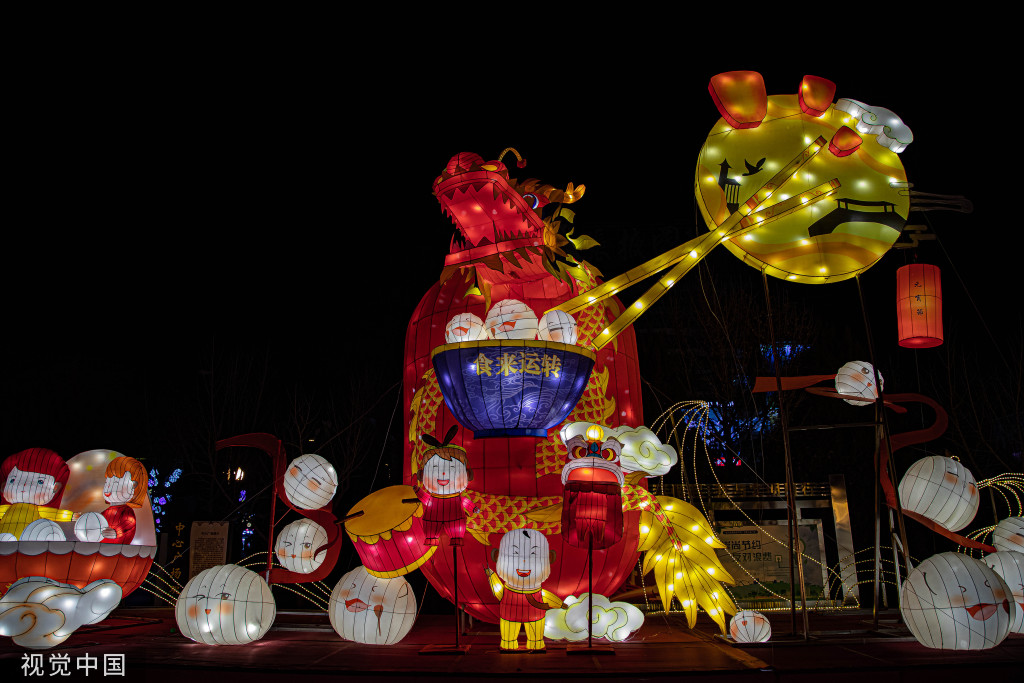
[431,340,596,438]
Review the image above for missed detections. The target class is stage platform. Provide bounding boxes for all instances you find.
[2,608,1021,681]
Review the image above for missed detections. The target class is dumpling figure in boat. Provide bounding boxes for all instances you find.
[485,528,563,652]
[0,448,74,541]
[98,456,148,543]
[414,426,478,546]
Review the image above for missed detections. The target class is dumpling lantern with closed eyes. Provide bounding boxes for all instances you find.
[282,454,338,510]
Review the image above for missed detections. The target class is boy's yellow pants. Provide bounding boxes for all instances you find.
[499,618,545,650]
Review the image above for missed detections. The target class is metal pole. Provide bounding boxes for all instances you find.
[588,534,594,648]
[453,544,460,648]
[762,269,809,639]
[873,406,882,629]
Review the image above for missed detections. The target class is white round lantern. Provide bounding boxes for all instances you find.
[729,610,771,643]
[992,517,1024,553]
[537,310,578,345]
[835,361,883,405]
[74,511,110,543]
[282,454,338,510]
[444,313,486,343]
[175,564,276,645]
[900,552,1013,650]
[484,299,539,340]
[329,565,417,645]
[898,456,980,532]
[274,519,328,574]
[982,551,1024,634]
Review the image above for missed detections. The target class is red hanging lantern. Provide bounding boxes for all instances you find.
[897,264,943,348]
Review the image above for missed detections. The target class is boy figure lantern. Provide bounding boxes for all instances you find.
[0,448,74,541]
[414,426,478,547]
[485,528,564,652]
[560,425,625,549]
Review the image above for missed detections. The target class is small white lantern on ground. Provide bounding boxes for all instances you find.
[729,610,771,643]
[329,565,417,645]
[175,564,276,646]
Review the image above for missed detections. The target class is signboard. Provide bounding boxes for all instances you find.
[188,521,230,580]
[715,521,830,609]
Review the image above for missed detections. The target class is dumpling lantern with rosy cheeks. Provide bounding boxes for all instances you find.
[729,610,772,643]
[274,519,329,574]
[484,299,539,340]
[898,456,980,532]
[900,552,1014,650]
[282,454,338,510]
[992,517,1024,554]
[329,565,417,645]
[175,564,276,646]
[835,361,883,406]
[445,312,487,343]
[486,528,564,652]
[982,551,1024,634]
[538,309,578,345]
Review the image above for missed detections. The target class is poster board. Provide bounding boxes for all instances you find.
[188,521,230,580]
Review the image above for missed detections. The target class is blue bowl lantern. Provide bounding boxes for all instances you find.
[431,340,596,438]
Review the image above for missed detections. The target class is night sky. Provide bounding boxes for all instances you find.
[3,53,1015,598]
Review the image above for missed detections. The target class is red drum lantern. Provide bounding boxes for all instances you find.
[897,264,943,348]
[344,486,437,578]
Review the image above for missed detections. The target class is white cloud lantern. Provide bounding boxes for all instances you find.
[175,564,276,645]
[329,565,417,645]
[484,299,539,340]
[835,360,883,405]
[982,551,1024,634]
[275,519,329,574]
[898,456,980,532]
[900,552,1014,650]
[729,610,772,643]
[282,454,338,510]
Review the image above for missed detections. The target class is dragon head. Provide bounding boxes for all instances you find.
[432,149,583,285]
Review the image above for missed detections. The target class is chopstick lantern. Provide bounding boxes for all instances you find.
[897,264,943,348]
[560,425,624,549]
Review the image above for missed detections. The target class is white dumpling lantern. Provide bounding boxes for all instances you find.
[444,312,487,343]
[992,517,1024,554]
[175,564,276,645]
[537,309,578,345]
[835,361,883,405]
[729,610,771,643]
[484,299,539,340]
[275,519,329,574]
[329,565,417,645]
[900,552,1013,650]
[982,551,1024,634]
[282,454,338,510]
[74,511,110,543]
[898,456,980,532]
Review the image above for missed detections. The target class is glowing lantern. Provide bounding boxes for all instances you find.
[484,299,539,340]
[0,577,121,649]
[992,517,1024,553]
[898,456,979,532]
[560,424,625,550]
[282,453,338,510]
[329,565,417,645]
[900,552,1013,650]
[444,312,487,343]
[982,551,1024,634]
[0,448,74,541]
[729,610,772,643]
[835,361,883,405]
[414,426,477,546]
[486,528,563,651]
[545,593,644,642]
[275,519,328,574]
[538,309,578,345]
[897,264,943,348]
[344,485,436,578]
[175,564,276,645]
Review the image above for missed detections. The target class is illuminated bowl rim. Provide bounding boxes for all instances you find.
[430,339,597,361]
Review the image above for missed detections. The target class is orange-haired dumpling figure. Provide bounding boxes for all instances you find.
[485,528,563,652]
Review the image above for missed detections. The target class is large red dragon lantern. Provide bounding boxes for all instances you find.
[402,149,736,629]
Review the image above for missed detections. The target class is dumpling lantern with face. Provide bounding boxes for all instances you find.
[982,551,1024,634]
[835,361,883,406]
[175,564,276,646]
[486,528,564,651]
[282,454,338,510]
[992,517,1024,554]
[484,299,539,340]
[729,610,772,643]
[537,309,578,345]
[274,519,329,574]
[900,552,1014,650]
[898,456,980,532]
[445,312,487,343]
[328,565,417,645]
